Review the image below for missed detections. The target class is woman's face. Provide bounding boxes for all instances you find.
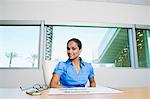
[67,41,81,60]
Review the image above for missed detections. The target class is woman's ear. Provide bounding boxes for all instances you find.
[79,49,82,54]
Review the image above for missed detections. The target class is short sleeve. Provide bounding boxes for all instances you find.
[53,62,66,77]
[88,63,95,79]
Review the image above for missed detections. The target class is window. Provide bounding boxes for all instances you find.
[0,21,42,68]
[136,29,150,68]
[45,25,131,67]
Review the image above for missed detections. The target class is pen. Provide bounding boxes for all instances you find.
[20,86,24,91]
[20,86,34,92]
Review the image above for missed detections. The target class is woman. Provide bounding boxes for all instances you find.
[50,38,96,88]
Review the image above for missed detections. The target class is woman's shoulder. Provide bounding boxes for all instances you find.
[57,61,66,66]
[81,60,92,67]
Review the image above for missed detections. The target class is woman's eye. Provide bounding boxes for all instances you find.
[72,48,76,50]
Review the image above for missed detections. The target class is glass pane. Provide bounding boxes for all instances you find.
[48,26,131,67]
[0,26,40,68]
[136,29,150,68]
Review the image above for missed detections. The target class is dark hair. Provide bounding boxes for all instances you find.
[67,38,82,49]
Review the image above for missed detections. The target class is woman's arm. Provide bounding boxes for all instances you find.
[89,77,96,87]
[49,73,64,88]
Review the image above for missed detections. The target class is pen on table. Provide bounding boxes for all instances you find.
[20,86,32,92]
[20,86,24,91]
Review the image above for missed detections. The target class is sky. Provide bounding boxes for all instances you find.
[0,26,39,67]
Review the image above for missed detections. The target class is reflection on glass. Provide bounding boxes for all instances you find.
[136,29,150,68]
[0,26,40,68]
[94,28,131,67]
[47,26,131,67]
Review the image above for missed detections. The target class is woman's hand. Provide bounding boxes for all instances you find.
[89,77,96,87]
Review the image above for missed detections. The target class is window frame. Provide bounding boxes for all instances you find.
[0,20,44,69]
[45,23,136,68]
[134,24,150,68]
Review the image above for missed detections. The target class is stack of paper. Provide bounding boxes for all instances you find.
[48,86,123,95]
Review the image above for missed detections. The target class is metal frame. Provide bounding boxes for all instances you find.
[135,24,150,29]
[130,25,139,68]
[45,21,134,28]
[0,20,42,26]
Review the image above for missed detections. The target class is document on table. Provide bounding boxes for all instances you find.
[48,86,123,95]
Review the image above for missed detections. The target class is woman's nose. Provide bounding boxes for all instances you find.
[68,49,73,53]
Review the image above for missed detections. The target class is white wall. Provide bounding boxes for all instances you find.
[0,69,44,88]
[149,70,150,87]
[0,0,150,88]
[1,1,150,24]
[95,68,149,88]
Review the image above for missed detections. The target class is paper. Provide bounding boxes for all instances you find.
[48,86,123,95]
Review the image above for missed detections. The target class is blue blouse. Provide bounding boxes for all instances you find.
[53,58,94,88]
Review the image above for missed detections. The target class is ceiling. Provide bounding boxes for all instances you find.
[77,0,150,6]
[2,0,150,6]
